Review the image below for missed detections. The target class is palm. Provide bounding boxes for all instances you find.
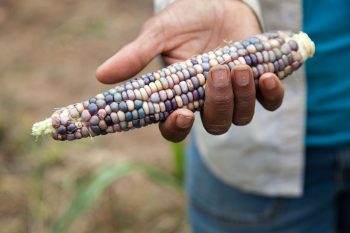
[96,0,261,84]
[96,0,284,142]
[158,0,261,65]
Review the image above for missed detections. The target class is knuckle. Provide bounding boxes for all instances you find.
[211,81,230,90]
[141,17,161,34]
[237,94,255,106]
[212,94,232,106]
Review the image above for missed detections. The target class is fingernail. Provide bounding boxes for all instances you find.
[235,70,250,86]
[176,114,193,129]
[263,75,276,90]
[211,68,229,88]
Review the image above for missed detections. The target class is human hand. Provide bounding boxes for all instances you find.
[159,64,284,142]
[96,0,284,142]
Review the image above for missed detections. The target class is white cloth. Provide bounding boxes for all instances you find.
[154,0,306,197]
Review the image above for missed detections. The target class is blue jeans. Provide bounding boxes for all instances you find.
[186,141,350,233]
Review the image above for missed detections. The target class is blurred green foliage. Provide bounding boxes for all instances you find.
[50,143,186,233]
[171,142,186,185]
[49,162,135,233]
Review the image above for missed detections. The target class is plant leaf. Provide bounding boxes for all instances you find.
[49,161,136,233]
[136,163,183,192]
[49,161,183,233]
[171,142,186,184]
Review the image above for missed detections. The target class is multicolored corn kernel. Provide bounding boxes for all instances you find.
[32,31,315,141]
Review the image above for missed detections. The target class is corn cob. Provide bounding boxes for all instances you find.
[32,31,315,141]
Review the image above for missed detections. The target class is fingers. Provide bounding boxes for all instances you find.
[159,109,195,142]
[257,73,285,111]
[202,65,233,135]
[96,18,165,84]
[159,67,283,140]
[231,65,256,125]
[158,67,282,140]
[201,65,256,135]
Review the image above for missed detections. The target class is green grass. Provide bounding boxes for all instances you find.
[171,142,186,185]
[49,148,186,233]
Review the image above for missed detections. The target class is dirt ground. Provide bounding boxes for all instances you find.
[0,0,187,232]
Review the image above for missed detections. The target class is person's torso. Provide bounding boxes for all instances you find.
[304,0,350,147]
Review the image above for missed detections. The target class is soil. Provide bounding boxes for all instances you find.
[0,0,187,232]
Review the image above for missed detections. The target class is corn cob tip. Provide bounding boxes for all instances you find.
[292,31,315,61]
[32,118,55,138]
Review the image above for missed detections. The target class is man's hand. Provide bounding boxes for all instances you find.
[96,0,284,142]
[159,64,284,142]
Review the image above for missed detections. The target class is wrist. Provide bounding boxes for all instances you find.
[239,0,263,31]
[230,0,262,28]
[222,0,262,39]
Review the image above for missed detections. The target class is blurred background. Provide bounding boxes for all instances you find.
[0,0,187,232]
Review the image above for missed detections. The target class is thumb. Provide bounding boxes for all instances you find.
[159,109,195,142]
[96,19,165,84]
